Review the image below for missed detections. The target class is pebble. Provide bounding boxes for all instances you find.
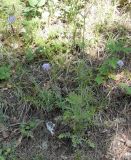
[41,141,48,150]
[126,140,131,148]
[46,121,55,135]
[123,152,131,160]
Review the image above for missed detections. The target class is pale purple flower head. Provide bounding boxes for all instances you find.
[8,15,16,24]
[42,63,51,71]
[117,60,124,68]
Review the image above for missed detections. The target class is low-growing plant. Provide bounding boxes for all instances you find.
[33,154,47,160]
[119,83,131,95]
[95,37,131,85]
[36,89,58,111]
[106,39,131,55]
[0,65,11,80]
[59,132,95,148]
[24,0,46,18]
[95,57,119,84]
[20,120,38,138]
[22,18,40,44]
[0,146,12,160]
[59,87,97,147]
[76,60,95,87]
[25,48,36,62]
[22,85,61,111]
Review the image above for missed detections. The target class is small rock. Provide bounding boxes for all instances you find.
[41,141,48,150]
[126,140,131,148]
[41,11,50,21]
[0,123,9,138]
[11,43,19,49]
[46,121,55,135]
[123,152,131,160]
[20,28,26,33]
[61,155,68,160]
[54,10,61,17]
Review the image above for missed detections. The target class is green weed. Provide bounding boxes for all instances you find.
[24,0,46,18]
[25,48,36,62]
[120,83,131,95]
[33,154,47,160]
[76,60,95,87]
[20,120,38,138]
[106,39,131,55]
[95,57,119,84]
[59,87,97,147]
[0,65,11,80]
[0,147,12,160]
